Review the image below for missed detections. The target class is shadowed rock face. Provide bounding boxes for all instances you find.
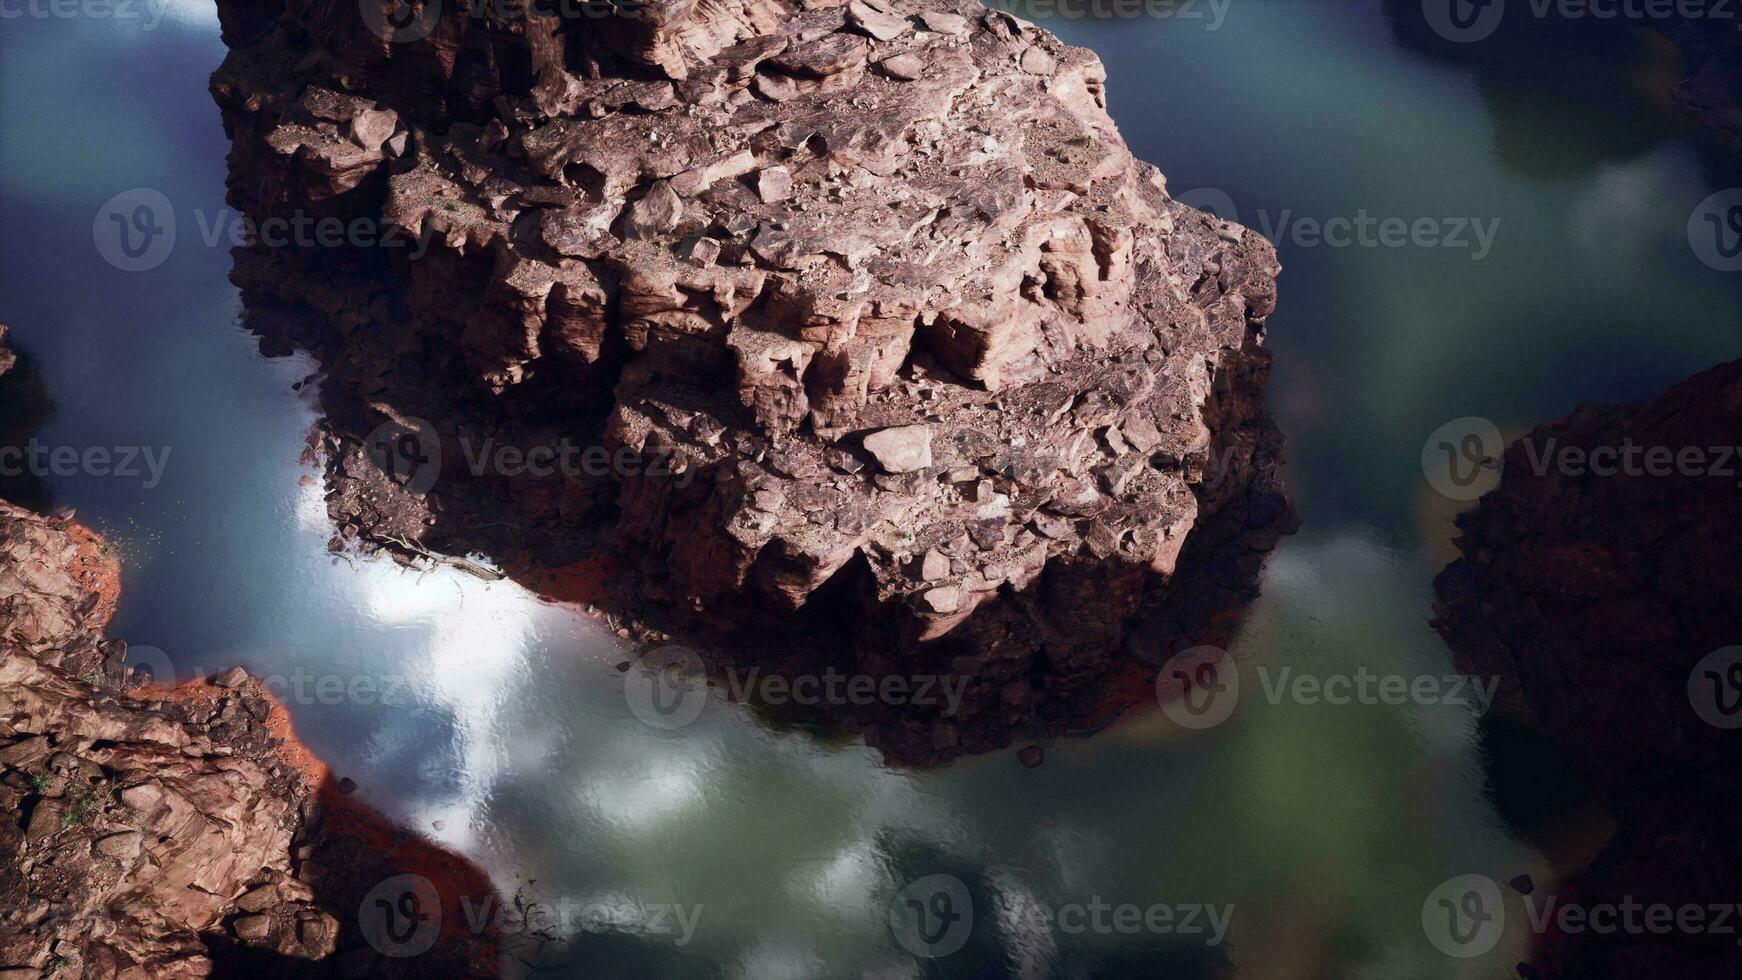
[1384,0,1742,150]
[0,332,497,978]
[1435,360,1742,980]
[211,0,1292,764]
[0,501,502,979]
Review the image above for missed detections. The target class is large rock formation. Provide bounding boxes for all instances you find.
[0,329,496,977]
[1435,359,1742,980]
[211,0,1291,762]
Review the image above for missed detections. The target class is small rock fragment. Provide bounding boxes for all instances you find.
[918,10,969,34]
[347,107,398,149]
[95,831,143,860]
[756,166,793,203]
[921,585,962,614]
[688,236,721,266]
[625,180,682,240]
[863,425,933,474]
[849,0,912,41]
[233,915,273,942]
[877,53,926,81]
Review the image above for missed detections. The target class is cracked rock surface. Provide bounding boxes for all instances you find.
[214,0,1291,763]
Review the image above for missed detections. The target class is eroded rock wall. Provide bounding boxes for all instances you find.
[1435,359,1742,980]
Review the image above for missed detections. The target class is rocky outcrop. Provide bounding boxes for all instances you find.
[0,497,500,978]
[212,0,1291,763]
[0,335,495,976]
[1435,359,1742,980]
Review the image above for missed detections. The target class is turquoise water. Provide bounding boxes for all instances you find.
[2,3,1738,976]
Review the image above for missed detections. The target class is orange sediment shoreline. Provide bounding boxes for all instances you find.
[71,514,500,971]
[139,674,502,967]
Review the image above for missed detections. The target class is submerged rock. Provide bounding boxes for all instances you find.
[212,0,1292,763]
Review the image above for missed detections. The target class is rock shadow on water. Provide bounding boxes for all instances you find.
[1381,0,1742,178]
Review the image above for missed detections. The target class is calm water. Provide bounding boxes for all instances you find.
[2,3,1738,977]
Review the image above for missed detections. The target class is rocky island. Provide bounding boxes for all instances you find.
[1435,359,1742,980]
[210,0,1291,764]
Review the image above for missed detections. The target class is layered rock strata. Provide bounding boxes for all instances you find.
[1435,359,1742,980]
[212,0,1290,762]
